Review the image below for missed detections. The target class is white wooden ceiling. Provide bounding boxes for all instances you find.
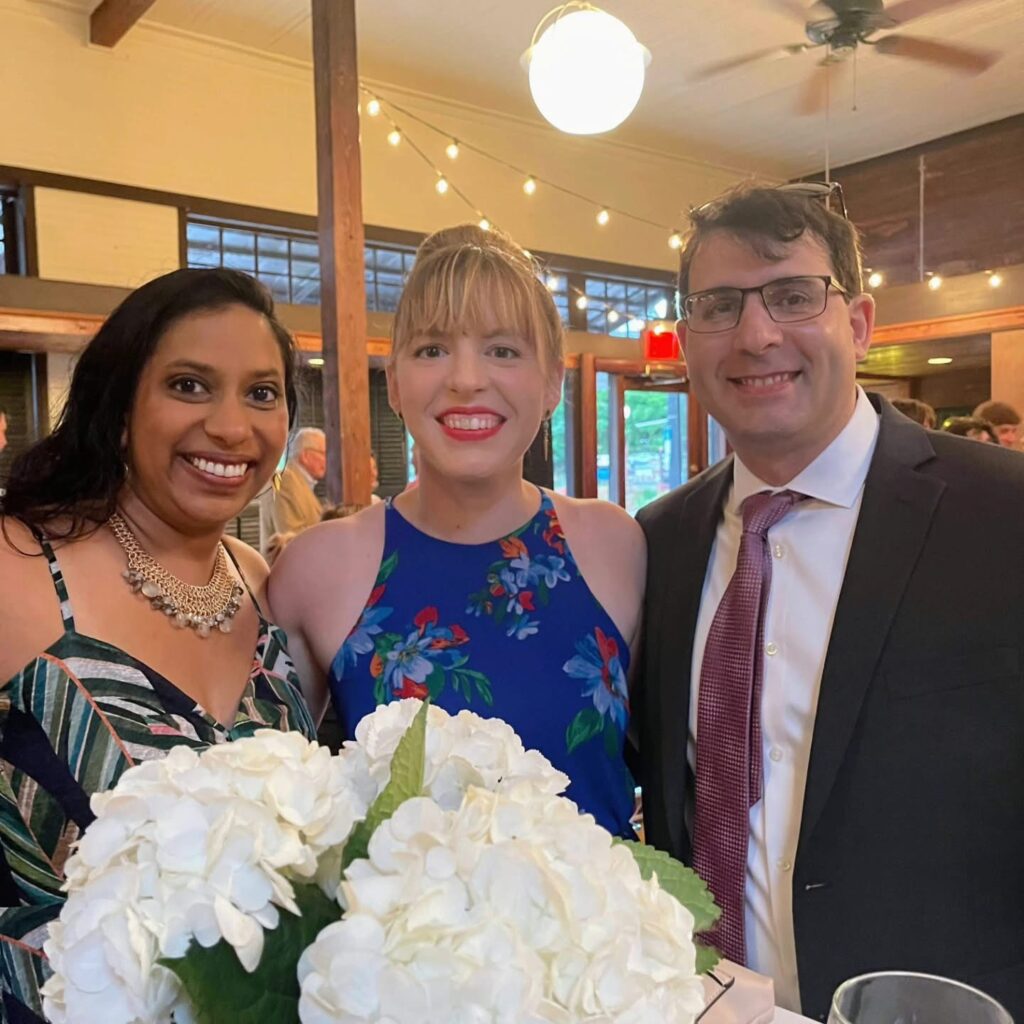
[52,0,1024,174]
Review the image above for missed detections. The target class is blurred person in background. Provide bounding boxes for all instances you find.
[273,426,325,533]
[891,397,936,429]
[973,399,1021,449]
[943,415,999,444]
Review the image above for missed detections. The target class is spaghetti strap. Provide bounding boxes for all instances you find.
[222,541,265,619]
[37,538,77,633]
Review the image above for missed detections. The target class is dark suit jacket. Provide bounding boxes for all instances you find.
[635,394,1024,1021]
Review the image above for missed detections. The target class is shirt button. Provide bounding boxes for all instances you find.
[777,859,793,872]
[773,543,785,559]
[765,642,778,656]
[769,747,783,763]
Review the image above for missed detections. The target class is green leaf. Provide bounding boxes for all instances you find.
[603,716,621,757]
[378,550,399,584]
[695,941,720,975]
[373,676,387,705]
[565,707,603,753]
[425,662,445,700]
[341,699,428,871]
[616,839,721,936]
[161,882,339,1024]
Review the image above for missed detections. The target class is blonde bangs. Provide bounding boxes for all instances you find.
[392,234,563,369]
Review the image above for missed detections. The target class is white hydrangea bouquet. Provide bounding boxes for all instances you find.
[42,700,719,1024]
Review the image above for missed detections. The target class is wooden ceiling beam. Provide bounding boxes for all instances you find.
[90,0,158,48]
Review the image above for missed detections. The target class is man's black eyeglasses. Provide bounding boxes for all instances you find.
[679,275,849,334]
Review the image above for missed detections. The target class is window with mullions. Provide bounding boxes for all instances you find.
[583,276,672,339]
[541,273,571,326]
[185,216,417,312]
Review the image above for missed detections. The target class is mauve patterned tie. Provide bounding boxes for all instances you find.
[693,489,802,965]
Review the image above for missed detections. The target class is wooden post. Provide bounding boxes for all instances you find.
[90,0,157,47]
[311,0,371,507]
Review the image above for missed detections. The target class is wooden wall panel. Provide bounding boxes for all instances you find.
[828,115,1024,287]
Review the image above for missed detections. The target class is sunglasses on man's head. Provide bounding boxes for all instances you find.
[690,180,849,222]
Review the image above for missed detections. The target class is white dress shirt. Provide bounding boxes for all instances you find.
[689,388,880,1012]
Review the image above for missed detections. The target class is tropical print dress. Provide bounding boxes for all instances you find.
[0,539,317,1022]
[328,490,635,837]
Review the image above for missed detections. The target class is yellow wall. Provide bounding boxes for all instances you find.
[34,189,180,287]
[1,0,768,272]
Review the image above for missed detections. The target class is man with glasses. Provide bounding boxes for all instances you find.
[635,184,1024,1020]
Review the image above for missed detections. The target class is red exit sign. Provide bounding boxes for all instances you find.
[642,326,680,362]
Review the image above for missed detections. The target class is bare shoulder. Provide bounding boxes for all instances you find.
[222,534,271,593]
[0,518,69,680]
[547,493,646,646]
[548,492,646,566]
[268,502,385,624]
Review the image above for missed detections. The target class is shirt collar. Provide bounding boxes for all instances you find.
[730,386,880,512]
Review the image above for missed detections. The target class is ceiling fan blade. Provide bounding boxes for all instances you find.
[796,64,833,115]
[884,0,982,26]
[692,43,810,81]
[874,33,999,72]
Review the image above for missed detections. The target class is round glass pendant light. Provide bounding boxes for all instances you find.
[523,4,651,135]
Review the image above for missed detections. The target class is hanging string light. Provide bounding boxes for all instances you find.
[446,140,460,160]
[435,176,450,195]
[596,208,610,226]
[366,98,381,117]
[523,176,538,196]
[387,128,402,147]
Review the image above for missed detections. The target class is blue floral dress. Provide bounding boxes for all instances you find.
[328,490,635,836]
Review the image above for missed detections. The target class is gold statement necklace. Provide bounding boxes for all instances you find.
[108,512,245,638]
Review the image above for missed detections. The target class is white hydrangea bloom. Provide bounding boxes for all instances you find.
[298,787,705,1024]
[338,699,569,811]
[43,731,369,1024]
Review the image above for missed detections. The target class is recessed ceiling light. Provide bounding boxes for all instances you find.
[927,357,953,366]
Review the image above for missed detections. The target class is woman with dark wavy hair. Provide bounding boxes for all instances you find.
[0,268,316,1020]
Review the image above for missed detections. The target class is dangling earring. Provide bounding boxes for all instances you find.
[543,411,551,461]
[272,470,283,492]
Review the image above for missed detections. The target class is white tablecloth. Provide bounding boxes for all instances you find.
[774,1008,817,1023]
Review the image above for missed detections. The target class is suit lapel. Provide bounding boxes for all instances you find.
[799,399,945,847]
[655,458,733,857]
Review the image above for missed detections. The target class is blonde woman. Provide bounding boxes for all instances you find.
[270,225,645,835]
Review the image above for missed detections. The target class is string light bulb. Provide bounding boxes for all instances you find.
[366,98,381,117]
[446,140,460,160]
[607,309,620,324]
[435,176,449,195]
[668,231,683,250]
[927,274,943,291]
[596,208,610,226]
[867,271,884,289]
[387,128,402,147]
[523,176,538,196]
[546,275,561,290]
[988,271,1003,288]
[478,217,491,231]
[575,295,589,310]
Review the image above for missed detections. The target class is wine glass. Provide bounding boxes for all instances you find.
[828,971,1014,1024]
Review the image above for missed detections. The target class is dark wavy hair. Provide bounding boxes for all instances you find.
[1,268,298,540]
[677,183,864,301]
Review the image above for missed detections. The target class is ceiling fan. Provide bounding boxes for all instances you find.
[694,0,1001,114]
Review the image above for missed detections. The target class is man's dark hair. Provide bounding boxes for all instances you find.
[972,400,1021,427]
[2,268,298,539]
[891,397,936,428]
[677,183,865,302]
